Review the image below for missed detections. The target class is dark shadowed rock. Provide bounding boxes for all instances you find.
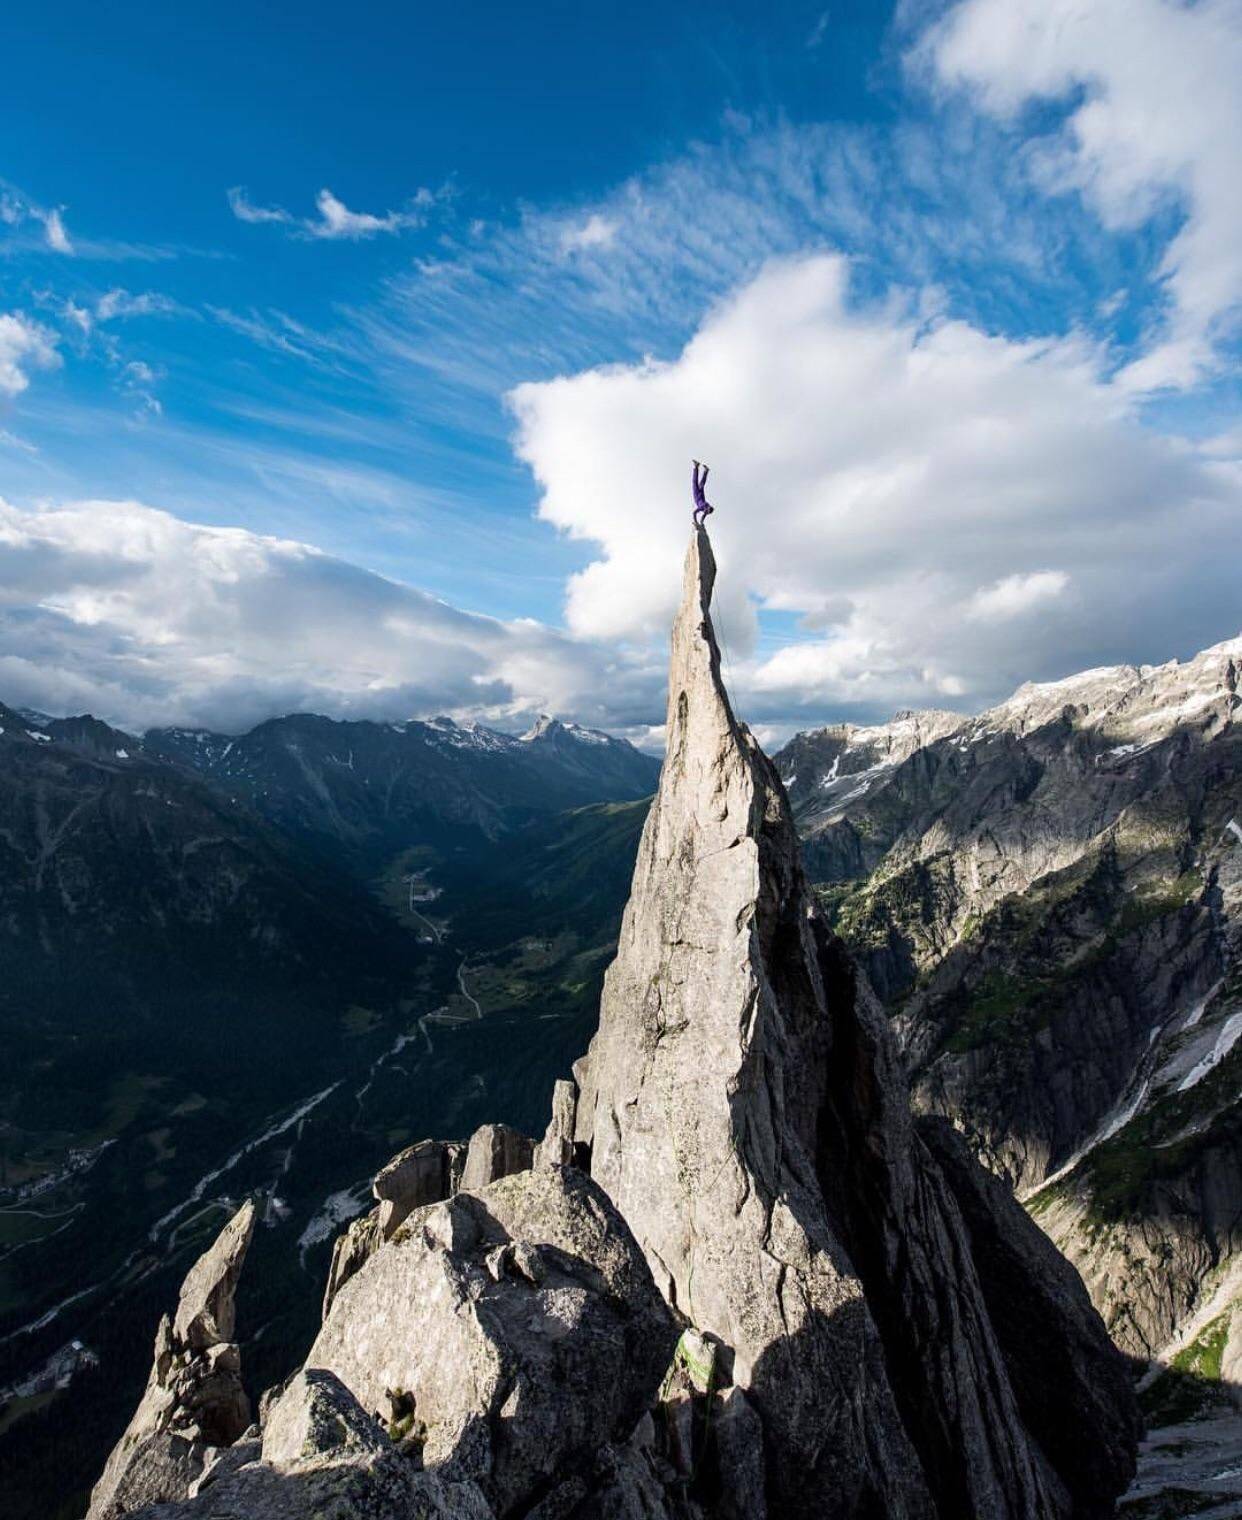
[918,1114,1143,1515]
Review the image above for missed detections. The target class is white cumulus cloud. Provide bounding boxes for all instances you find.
[510,253,1242,722]
[921,0,1242,390]
[0,497,661,737]
[967,570,1069,621]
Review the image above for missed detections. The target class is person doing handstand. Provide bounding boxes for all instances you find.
[691,460,714,528]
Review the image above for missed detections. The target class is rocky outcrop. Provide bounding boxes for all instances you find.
[373,1137,465,1233]
[324,1137,466,1318]
[120,1165,676,1520]
[535,1077,578,1167]
[323,1130,529,1317]
[88,1201,256,1519]
[569,528,1137,1518]
[89,528,1142,1520]
[322,1209,385,1321]
[130,1368,493,1519]
[306,1165,677,1516]
[459,1122,536,1192]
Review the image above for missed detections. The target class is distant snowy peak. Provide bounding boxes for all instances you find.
[416,715,519,754]
[778,708,965,815]
[778,631,1239,826]
[983,633,1239,744]
[520,713,616,748]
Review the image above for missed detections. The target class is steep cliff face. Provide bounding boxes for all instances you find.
[86,530,1139,1520]
[776,638,1242,1365]
[571,529,1137,1519]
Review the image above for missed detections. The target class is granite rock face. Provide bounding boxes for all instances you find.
[129,1368,493,1520]
[570,528,1138,1518]
[88,1201,257,1519]
[535,1077,578,1167]
[374,1136,465,1234]
[459,1122,537,1192]
[307,1165,677,1516]
[91,528,1143,1520]
[323,1137,467,1317]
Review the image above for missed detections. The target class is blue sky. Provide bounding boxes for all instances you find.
[1,0,1239,743]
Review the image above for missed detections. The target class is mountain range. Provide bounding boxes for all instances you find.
[73,528,1143,1520]
[3,629,1240,1516]
[776,636,1242,1394]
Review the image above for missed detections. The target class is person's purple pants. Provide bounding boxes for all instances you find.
[692,462,714,527]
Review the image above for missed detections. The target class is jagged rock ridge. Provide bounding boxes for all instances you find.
[87,1202,257,1519]
[88,529,1139,1520]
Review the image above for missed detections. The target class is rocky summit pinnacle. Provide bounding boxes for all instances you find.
[570,526,1139,1518]
[85,527,1141,1520]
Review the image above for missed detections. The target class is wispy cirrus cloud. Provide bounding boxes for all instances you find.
[0,312,60,396]
[205,305,354,369]
[95,287,181,322]
[558,213,619,256]
[364,107,1144,418]
[227,184,435,241]
[0,187,73,254]
[57,287,185,337]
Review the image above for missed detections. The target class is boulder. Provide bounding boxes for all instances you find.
[323,1138,465,1318]
[304,1164,678,1516]
[88,1201,256,1519]
[129,1369,494,1520]
[373,1137,465,1235]
[459,1122,535,1192]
